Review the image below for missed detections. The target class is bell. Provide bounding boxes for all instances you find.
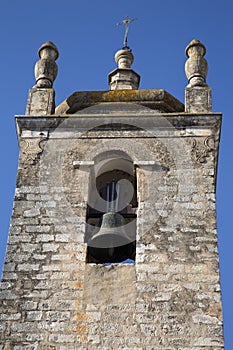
[87,211,134,263]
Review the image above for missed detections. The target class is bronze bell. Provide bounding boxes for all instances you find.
[87,211,134,263]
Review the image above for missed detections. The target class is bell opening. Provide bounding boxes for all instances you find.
[85,155,137,264]
[87,241,136,263]
[86,212,136,264]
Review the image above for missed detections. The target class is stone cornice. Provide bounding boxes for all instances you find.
[15,112,222,138]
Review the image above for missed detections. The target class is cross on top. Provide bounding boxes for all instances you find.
[116,15,138,49]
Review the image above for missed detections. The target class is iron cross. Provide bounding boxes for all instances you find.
[116,15,138,49]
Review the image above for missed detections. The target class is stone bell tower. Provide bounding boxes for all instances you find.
[0,35,224,349]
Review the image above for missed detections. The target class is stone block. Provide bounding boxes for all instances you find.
[10,226,22,235]
[1,272,18,280]
[0,313,21,320]
[42,243,59,252]
[26,225,51,233]
[17,264,40,271]
[26,88,55,115]
[36,234,54,242]
[45,311,70,321]
[26,333,44,341]
[26,311,43,321]
[48,334,76,342]
[185,86,212,112]
[55,234,71,242]
[11,322,35,332]
[50,272,71,280]
[23,208,40,217]
[51,254,70,261]
[192,314,221,324]
[22,244,40,252]
[20,301,38,310]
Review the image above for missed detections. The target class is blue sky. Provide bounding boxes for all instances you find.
[0,0,232,347]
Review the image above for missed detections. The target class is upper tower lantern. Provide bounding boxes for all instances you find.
[108,48,140,90]
[0,32,224,350]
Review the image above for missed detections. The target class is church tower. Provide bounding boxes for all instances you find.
[0,30,224,349]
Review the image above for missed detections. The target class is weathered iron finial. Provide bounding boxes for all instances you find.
[116,15,138,49]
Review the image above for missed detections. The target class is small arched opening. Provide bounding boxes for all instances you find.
[85,151,137,264]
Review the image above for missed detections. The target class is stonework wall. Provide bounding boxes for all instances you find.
[0,110,224,349]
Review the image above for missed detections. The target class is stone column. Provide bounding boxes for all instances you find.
[26,41,59,115]
[185,39,212,112]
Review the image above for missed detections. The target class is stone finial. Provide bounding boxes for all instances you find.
[108,48,140,90]
[34,41,59,88]
[26,41,59,115]
[185,39,212,113]
[185,39,208,87]
[115,49,134,69]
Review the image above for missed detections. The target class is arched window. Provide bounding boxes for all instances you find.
[85,152,137,264]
